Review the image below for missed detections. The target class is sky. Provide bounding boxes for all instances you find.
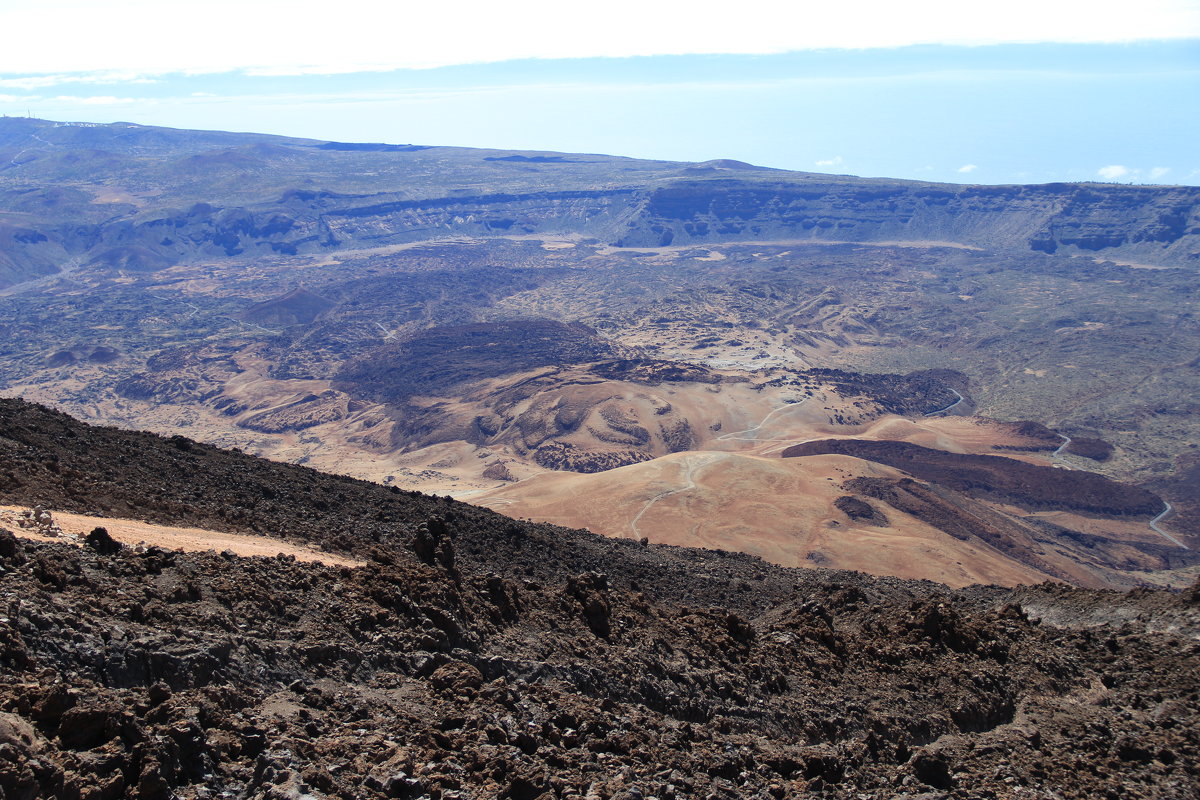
[0,0,1197,184]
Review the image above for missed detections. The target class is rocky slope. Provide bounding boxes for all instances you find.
[1,399,1199,800]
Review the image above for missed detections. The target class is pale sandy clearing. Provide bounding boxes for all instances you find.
[1,505,363,567]
[593,238,982,256]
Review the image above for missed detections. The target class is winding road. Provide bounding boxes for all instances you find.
[1052,435,1186,549]
[146,292,202,320]
[6,131,57,169]
[144,290,279,335]
[924,388,965,416]
[1149,501,1189,549]
[1048,434,1076,471]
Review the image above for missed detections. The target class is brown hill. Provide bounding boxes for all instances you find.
[476,452,1054,587]
[475,450,1190,589]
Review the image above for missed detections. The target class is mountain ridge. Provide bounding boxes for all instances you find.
[1,118,1197,289]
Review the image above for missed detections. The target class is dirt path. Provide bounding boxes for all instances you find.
[628,453,719,539]
[0,505,364,567]
[715,398,818,444]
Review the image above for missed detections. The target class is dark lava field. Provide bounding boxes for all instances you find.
[0,399,1198,799]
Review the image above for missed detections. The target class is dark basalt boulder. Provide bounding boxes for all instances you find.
[84,526,122,555]
[833,495,888,526]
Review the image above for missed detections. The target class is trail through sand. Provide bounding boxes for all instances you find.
[0,505,363,567]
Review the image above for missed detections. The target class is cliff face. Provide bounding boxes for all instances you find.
[616,180,1200,265]
[0,188,645,284]
[97,189,645,262]
[11,179,1196,286]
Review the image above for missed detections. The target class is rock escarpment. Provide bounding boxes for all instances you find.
[1,118,1197,289]
[617,180,1200,266]
[10,179,1197,287]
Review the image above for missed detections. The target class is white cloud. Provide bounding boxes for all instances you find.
[1149,166,1171,180]
[0,1,1196,75]
[53,95,139,105]
[957,164,978,173]
[0,76,66,90]
[815,156,844,167]
[0,72,158,90]
[1097,165,1130,181]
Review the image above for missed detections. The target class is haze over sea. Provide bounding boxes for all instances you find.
[0,1,1197,184]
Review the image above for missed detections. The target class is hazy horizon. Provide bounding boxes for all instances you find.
[1,1,1196,185]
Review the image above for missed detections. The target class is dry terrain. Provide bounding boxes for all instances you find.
[0,505,362,567]
[1,119,1198,590]
[476,452,1055,588]
[474,404,1192,589]
[1,399,1198,800]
